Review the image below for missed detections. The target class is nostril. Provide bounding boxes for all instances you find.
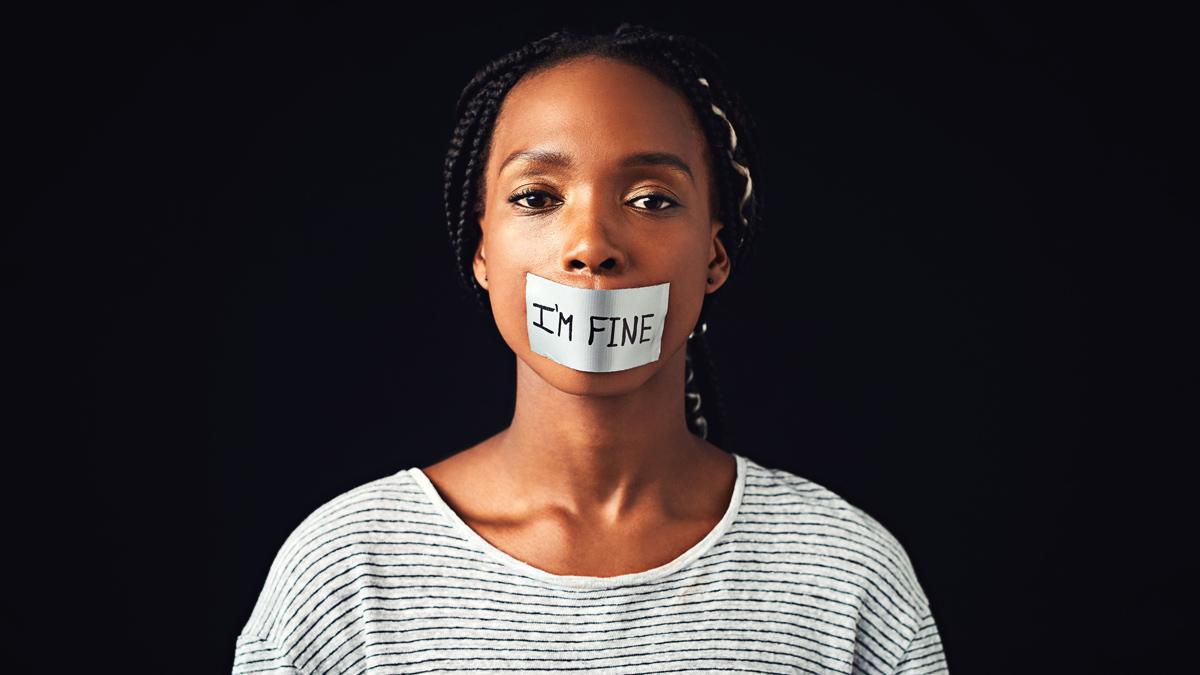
[570,260,585,270]
[601,258,616,270]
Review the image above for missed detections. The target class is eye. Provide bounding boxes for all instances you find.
[508,188,560,211]
[628,193,680,211]
[506,189,680,213]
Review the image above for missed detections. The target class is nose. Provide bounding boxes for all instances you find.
[560,198,628,278]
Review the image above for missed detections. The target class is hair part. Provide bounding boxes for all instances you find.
[442,23,767,448]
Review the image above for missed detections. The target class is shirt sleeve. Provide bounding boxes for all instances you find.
[892,605,950,674]
[231,633,303,674]
[232,511,315,674]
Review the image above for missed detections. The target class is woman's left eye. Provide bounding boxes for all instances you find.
[629,193,679,211]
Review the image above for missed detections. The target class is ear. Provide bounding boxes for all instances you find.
[472,235,489,291]
[706,219,731,293]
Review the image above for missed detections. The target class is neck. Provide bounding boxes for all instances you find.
[494,343,705,523]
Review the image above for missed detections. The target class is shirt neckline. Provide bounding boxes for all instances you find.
[405,451,747,590]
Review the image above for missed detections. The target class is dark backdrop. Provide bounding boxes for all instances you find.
[9,2,1194,673]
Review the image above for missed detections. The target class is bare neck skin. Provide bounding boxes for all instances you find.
[486,340,711,526]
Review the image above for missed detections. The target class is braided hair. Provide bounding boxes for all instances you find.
[442,23,766,448]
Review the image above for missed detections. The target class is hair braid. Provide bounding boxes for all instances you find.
[441,24,766,448]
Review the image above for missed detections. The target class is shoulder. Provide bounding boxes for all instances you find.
[234,469,442,652]
[740,455,932,613]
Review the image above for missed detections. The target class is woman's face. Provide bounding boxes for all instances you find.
[475,55,731,396]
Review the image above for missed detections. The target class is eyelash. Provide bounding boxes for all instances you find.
[507,188,680,214]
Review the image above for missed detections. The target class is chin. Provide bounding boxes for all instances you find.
[522,354,662,398]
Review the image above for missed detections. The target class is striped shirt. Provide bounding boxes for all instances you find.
[233,452,948,674]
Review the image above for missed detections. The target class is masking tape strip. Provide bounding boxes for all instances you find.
[525,272,671,373]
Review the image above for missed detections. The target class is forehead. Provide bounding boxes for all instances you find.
[488,57,707,175]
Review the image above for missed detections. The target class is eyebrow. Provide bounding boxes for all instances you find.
[498,149,694,184]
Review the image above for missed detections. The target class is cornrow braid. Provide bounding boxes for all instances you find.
[442,23,766,448]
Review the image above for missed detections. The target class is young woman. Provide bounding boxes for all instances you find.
[234,24,948,674]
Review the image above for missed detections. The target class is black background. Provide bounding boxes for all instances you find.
[8,1,1194,673]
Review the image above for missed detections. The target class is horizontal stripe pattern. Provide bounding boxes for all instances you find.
[233,452,947,674]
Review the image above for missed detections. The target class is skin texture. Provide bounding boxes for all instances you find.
[422,56,738,577]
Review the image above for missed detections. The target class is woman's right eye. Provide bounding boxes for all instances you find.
[508,189,559,210]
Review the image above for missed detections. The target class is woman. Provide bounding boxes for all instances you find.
[234,24,948,674]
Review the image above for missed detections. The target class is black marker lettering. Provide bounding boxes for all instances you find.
[531,302,555,334]
[588,316,607,346]
[607,317,620,347]
[558,311,574,341]
[639,313,655,343]
[621,315,639,346]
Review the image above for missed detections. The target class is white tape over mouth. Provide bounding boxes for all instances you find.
[525,272,671,373]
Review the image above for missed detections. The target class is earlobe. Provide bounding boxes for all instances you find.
[473,239,489,290]
[707,221,731,291]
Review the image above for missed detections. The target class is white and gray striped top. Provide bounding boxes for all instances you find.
[233,452,948,674]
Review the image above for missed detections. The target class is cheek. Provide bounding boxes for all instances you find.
[490,282,529,356]
[481,229,543,357]
[650,243,711,353]
[664,269,708,343]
